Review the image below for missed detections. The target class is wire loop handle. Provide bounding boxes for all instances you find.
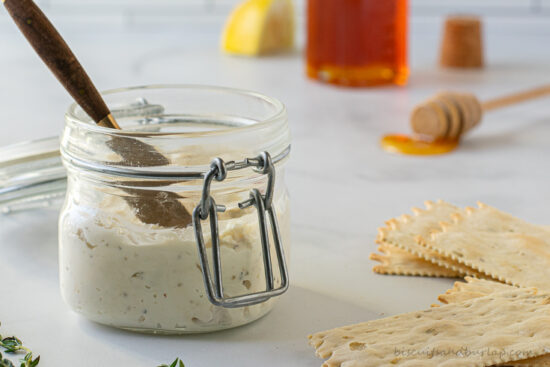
[192,152,289,308]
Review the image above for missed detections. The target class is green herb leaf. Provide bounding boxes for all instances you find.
[0,359,15,367]
[0,337,23,354]
[0,351,15,367]
[0,325,38,367]
[19,352,39,367]
[30,356,40,367]
[157,358,184,367]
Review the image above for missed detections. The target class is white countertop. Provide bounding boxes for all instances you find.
[2,12,550,367]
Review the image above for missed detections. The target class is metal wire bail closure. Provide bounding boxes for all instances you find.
[192,152,289,308]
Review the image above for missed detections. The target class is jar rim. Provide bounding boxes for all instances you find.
[65,84,287,138]
[61,84,291,184]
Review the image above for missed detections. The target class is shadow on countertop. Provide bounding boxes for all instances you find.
[460,116,550,153]
[77,286,379,367]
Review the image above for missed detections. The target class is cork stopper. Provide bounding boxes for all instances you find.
[410,92,483,140]
[440,15,484,68]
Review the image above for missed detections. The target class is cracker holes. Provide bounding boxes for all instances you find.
[348,342,366,351]
[452,251,464,258]
[425,328,439,336]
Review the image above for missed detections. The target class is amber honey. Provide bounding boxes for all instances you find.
[381,135,459,155]
[306,0,408,87]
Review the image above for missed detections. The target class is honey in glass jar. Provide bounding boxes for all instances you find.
[306,0,408,87]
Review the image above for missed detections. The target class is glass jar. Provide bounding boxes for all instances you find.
[306,0,408,87]
[58,85,291,334]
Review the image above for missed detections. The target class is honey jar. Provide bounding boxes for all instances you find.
[306,0,408,87]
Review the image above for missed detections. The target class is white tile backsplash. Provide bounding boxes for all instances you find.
[21,0,546,16]
[1,0,547,31]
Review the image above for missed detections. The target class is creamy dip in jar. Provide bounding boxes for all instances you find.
[59,86,291,333]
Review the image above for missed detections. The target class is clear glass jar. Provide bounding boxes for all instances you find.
[58,85,291,334]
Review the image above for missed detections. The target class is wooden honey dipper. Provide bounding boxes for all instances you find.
[411,85,550,140]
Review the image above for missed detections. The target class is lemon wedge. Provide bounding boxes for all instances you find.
[221,0,295,56]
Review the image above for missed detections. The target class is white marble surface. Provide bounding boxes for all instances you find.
[2,12,550,367]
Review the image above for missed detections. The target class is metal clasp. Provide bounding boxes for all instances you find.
[192,152,289,308]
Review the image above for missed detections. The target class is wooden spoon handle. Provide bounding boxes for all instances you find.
[3,0,114,125]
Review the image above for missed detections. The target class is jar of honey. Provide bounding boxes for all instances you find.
[306,0,408,87]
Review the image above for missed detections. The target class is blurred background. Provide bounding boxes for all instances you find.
[1,0,550,145]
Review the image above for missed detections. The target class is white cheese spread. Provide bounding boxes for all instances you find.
[59,193,289,333]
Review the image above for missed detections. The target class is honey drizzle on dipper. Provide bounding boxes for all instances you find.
[381,85,550,156]
[381,91,481,156]
[386,85,550,155]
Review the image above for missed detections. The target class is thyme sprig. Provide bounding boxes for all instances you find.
[0,324,39,367]
[157,358,184,367]
[1,322,185,367]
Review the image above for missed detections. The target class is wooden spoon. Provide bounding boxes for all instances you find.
[3,0,191,227]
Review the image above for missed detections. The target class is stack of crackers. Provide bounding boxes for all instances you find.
[309,200,550,366]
